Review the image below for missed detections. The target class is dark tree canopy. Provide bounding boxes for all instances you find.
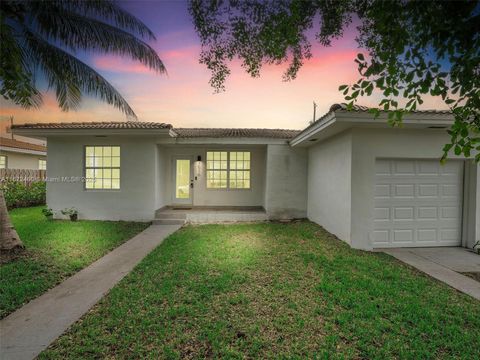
[0,0,165,119]
[189,0,480,160]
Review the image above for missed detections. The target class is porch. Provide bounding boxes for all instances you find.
[153,206,268,225]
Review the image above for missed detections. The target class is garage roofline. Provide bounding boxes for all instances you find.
[290,103,454,147]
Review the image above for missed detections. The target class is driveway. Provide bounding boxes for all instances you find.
[383,247,480,300]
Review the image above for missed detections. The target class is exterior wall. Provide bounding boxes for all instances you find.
[307,131,352,243]
[0,150,46,170]
[155,145,168,210]
[47,136,157,221]
[264,144,308,219]
[349,128,479,250]
[467,161,480,248]
[477,165,480,246]
[160,145,266,207]
[477,165,480,245]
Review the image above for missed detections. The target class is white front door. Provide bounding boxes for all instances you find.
[372,159,463,248]
[173,156,193,205]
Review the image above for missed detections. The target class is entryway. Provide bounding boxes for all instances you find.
[172,156,193,205]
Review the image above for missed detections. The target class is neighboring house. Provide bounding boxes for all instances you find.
[12,104,480,251]
[0,137,47,170]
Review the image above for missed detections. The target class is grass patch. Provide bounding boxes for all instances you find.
[0,206,149,318]
[42,222,479,359]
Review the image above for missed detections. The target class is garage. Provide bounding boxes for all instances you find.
[372,159,464,248]
[292,104,479,250]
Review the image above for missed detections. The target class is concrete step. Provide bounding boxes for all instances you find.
[152,218,185,225]
[155,212,187,220]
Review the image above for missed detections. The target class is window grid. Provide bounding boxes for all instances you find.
[85,146,120,190]
[38,159,46,170]
[0,155,6,169]
[206,151,228,188]
[206,151,251,189]
[229,152,251,189]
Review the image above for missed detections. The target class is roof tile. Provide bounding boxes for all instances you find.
[330,103,451,114]
[173,128,300,139]
[11,121,172,130]
[0,137,47,152]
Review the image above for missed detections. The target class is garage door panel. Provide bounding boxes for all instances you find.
[394,184,415,198]
[442,184,460,198]
[375,184,390,197]
[418,184,438,197]
[393,160,415,175]
[418,206,438,219]
[417,229,437,242]
[417,160,440,175]
[372,159,463,248]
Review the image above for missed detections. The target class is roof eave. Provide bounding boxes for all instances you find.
[12,128,173,137]
[291,111,455,147]
[159,137,292,145]
[0,146,47,156]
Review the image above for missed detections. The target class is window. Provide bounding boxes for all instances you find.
[229,151,250,189]
[85,146,120,190]
[38,159,46,170]
[206,151,250,189]
[206,151,227,188]
[0,155,6,169]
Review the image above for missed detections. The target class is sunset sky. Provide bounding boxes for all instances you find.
[0,1,447,132]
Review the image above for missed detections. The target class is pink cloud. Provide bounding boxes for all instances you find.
[162,46,200,61]
[93,56,153,74]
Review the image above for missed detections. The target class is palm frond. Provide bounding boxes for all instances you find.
[23,29,136,118]
[48,0,156,40]
[0,19,42,108]
[30,6,165,73]
[1,0,165,118]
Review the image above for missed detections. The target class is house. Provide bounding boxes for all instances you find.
[12,104,479,250]
[0,137,47,170]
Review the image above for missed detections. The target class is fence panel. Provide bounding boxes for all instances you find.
[0,169,46,185]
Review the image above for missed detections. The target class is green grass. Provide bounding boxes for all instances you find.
[41,222,479,359]
[0,206,149,319]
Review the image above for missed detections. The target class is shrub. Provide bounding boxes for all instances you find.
[0,180,46,209]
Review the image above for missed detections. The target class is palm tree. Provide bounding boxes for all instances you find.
[0,0,165,119]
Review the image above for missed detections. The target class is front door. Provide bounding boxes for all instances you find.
[173,156,193,205]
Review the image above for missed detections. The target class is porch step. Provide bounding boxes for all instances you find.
[154,212,187,220]
[152,218,185,225]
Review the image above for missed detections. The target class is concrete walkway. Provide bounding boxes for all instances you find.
[383,247,480,301]
[0,224,181,360]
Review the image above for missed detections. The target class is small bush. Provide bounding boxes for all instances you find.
[0,180,46,209]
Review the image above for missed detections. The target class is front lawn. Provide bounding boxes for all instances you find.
[0,206,149,319]
[41,222,479,359]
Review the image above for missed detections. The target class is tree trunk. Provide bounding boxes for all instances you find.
[0,190,23,251]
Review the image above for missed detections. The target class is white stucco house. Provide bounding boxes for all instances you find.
[0,137,47,170]
[12,104,479,250]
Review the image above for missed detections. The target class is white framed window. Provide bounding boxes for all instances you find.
[206,151,228,188]
[229,151,250,189]
[38,159,46,170]
[0,155,6,169]
[85,146,120,190]
[206,151,251,189]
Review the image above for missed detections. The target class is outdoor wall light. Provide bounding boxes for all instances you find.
[194,156,203,178]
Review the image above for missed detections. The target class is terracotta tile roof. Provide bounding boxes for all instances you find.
[11,121,173,130]
[294,103,453,139]
[173,128,301,139]
[330,103,451,115]
[0,137,46,152]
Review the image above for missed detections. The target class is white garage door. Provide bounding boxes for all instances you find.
[372,159,463,247]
